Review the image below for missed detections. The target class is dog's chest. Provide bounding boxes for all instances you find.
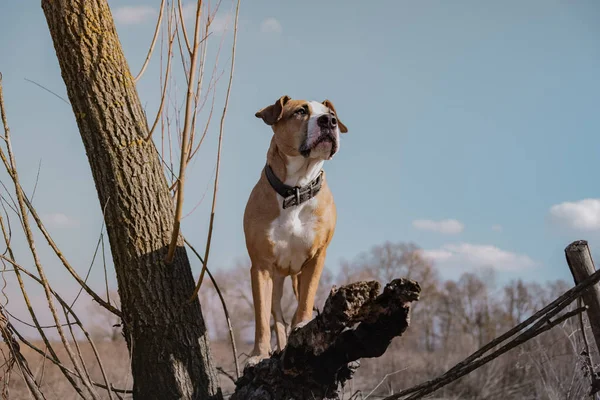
[268,199,318,274]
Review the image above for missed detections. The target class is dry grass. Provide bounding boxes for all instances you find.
[3,325,596,400]
[2,339,130,400]
[3,242,599,399]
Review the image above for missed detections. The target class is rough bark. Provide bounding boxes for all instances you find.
[40,1,222,399]
[232,278,421,400]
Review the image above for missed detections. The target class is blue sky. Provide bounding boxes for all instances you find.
[1,0,600,328]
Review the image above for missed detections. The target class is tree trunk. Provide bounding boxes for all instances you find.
[41,1,222,399]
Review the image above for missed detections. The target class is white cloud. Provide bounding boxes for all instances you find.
[412,219,464,235]
[113,6,157,25]
[260,18,282,34]
[549,198,600,231]
[43,213,79,229]
[491,224,503,232]
[422,243,537,272]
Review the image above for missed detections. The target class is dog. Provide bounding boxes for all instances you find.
[243,95,348,365]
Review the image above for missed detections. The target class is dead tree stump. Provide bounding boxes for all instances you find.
[231,278,421,400]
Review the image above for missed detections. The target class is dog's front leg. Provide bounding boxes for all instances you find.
[271,272,287,352]
[248,264,273,364]
[292,251,326,329]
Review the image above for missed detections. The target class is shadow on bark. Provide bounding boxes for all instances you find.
[231,278,421,400]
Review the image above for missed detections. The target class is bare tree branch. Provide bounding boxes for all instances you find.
[185,237,240,378]
[166,0,205,263]
[190,0,241,299]
[0,307,46,400]
[134,0,166,82]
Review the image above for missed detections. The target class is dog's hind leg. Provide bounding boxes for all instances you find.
[249,264,273,361]
[271,272,287,351]
[291,274,299,300]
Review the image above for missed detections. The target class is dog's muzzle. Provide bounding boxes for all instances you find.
[299,129,338,158]
[300,114,340,158]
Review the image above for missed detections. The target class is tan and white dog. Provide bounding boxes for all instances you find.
[243,95,348,364]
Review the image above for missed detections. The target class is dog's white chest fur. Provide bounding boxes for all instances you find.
[268,157,323,275]
[269,199,318,274]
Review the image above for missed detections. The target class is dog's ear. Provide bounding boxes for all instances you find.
[322,99,348,133]
[255,95,291,126]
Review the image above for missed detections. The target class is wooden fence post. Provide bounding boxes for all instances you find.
[565,240,600,395]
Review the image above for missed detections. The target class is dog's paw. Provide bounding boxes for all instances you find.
[290,320,310,332]
[244,354,269,368]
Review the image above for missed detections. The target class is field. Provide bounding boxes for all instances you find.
[3,242,597,399]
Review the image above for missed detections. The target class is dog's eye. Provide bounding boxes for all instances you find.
[295,108,307,115]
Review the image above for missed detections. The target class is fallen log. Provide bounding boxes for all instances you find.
[231,278,421,400]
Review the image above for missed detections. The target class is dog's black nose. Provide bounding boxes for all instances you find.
[317,114,337,129]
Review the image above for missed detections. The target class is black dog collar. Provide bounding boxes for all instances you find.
[264,164,323,209]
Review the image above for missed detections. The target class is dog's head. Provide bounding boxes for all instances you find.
[255,95,348,160]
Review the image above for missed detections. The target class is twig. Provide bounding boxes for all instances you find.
[395,306,588,400]
[102,233,110,305]
[0,256,100,398]
[159,20,167,168]
[145,0,176,141]
[2,308,75,329]
[365,369,408,400]
[10,326,132,394]
[134,0,166,82]
[187,4,229,162]
[189,0,241,300]
[349,390,363,400]
[63,305,96,397]
[217,367,236,384]
[175,15,191,79]
[177,0,193,55]
[0,214,11,307]
[23,78,69,105]
[0,215,85,397]
[185,237,240,378]
[69,201,108,308]
[34,345,49,388]
[187,13,212,157]
[26,158,42,215]
[120,331,134,397]
[65,304,117,400]
[165,0,205,263]
[21,193,121,317]
[2,255,120,397]
[0,307,46,400]
[187,81,216,161]
[182,163,215,219]
[384,268,600,399]
[0,136,120,317]
[5,127,100,399]
[0,75,88,398]
[0,176,21,215]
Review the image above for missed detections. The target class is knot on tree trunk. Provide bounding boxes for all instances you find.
[232,278,421,400]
